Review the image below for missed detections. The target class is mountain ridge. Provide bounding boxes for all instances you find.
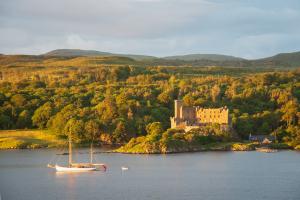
[44,49,246,62]
[1,49,300,68]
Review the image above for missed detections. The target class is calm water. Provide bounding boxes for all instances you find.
[0,149,300,200]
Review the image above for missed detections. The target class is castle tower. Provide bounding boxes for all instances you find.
[174,100,183,119]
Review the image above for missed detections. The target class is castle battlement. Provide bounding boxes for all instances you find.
[170,100,230,132]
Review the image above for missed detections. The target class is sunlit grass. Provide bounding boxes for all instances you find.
[0,129,66,149]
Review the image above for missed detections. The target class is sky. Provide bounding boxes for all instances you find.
[0,0,300,59]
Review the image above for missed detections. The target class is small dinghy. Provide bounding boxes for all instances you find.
[121,166,129,171]
[255,147,278,153]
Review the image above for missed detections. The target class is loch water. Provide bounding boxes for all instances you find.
[0,149,300,200]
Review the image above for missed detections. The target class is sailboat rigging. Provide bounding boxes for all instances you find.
[48,132,107,172]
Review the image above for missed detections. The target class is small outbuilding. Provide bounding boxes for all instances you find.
[249,134,275,143]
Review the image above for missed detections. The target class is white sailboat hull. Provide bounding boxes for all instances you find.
[55,165,97,172]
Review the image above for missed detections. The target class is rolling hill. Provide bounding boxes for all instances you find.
[45,49,244,62]
[254,51,300,67]
[163,54,244,61]
[1,49,300,68]
[44,49,113,57]
[0,54,137,69]
[43,49,156,61]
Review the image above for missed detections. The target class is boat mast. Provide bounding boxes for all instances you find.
[69,133,72,167]
[90,142,93,164]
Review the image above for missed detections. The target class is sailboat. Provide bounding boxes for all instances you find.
[48,133,107,172]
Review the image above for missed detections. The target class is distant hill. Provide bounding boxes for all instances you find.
[164,54,244,61]
[162,52,300,67]
[1,49,300,68]
[254,51,300,67]
[43,49,156,61]
[0,54,137,69]
[44,49,112,57]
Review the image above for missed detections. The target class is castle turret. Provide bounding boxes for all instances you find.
[174,100,183,119]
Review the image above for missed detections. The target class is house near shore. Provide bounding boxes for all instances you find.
[170,100,230,132]
[248,134,275,144]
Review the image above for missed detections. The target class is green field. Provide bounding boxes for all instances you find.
[0,130,66,149]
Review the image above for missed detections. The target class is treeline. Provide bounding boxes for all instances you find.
[0,65,299,147]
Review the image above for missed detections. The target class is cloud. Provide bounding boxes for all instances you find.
[1,0,215,38]
[0,0,300,58]
[66,35,96,50]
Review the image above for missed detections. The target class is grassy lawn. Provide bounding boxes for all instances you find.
[0,129,66,149]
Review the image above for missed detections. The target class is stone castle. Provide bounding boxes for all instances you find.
[170,100,230,132]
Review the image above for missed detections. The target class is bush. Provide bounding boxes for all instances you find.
[269,143,292,149]
[231,143,255,151]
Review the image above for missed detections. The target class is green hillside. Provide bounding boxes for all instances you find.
[0,55,137,69]
[255,51,300,67]
[43,49,156,61]
[164,54,244,61]
[44,49,113,57]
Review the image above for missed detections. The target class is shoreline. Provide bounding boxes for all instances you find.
[1,130,298,152]
[1,146,297,153]
[0,141,296,153]
[113,141,296,154]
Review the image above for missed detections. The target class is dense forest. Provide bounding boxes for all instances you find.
[0,55,299,149]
